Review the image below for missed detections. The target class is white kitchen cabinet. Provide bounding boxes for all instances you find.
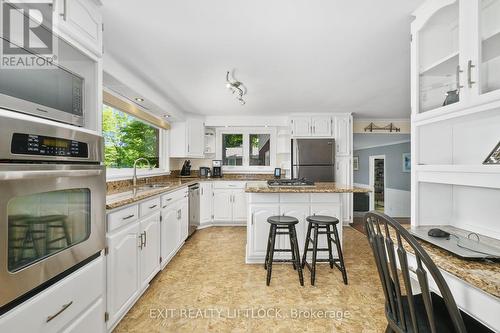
[335,156,352,223]
[248,205,280,258]
[0,256,105,333]
[199,182,213,224]
[213,189,233,222]
[139,212,161,289]
[334,115,352,156]
[279,205,309,258]
[412,0,500,117]
[54,0,103,56]
[213,182,247,224]
[311,116,332,137]
[169,118,205,158]
[290,116,311,136]
[179,198,189,242]
[106,222,140,328]
[232,190,248,222]
[160,203,181,266]
[291,116,332,137]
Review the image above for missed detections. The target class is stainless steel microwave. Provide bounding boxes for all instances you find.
[0,44,85,127]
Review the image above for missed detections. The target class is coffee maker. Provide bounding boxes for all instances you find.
[212,160,222,178]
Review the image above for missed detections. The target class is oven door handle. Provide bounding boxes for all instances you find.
[0,169,103,180]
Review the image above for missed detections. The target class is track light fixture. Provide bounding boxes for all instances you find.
[226,70,246,105]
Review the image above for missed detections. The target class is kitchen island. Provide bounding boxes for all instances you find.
[245,181,370,263]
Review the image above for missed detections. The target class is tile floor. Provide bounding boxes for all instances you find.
[114,227,387,333]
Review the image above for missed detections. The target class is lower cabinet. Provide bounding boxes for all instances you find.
[199,182,213,224]
[106,222,140,328]
[139,212,161,289]
[160,203,181,266]
[213,182,247,224]
[247,193,343,263]
[0,256,105,333]
[106,209,161,330]
[179,198,189,242]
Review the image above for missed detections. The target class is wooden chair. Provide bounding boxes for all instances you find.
[364,211,492,333]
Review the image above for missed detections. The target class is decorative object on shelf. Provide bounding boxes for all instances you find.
[443,89,459,106]
[483,141,500,164]
[226,70,247,105]
[353,156,359,171]
[364,122,400,133]
[402,153,411,172]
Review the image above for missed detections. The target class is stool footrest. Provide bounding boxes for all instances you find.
[269,259,298,263]
[306,248,333,252]
[275,232,291,235]
[272,249,293,252]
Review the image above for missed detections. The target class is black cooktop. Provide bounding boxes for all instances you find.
[267,179,315,187]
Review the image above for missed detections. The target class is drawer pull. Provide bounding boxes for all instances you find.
[148,204,158,209]
[46,301,73,322]
[122,214,135,220]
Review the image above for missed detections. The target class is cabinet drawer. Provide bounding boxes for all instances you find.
[311,193,341,203]
[107,205,139,232]
[140,197,161,217]
[0,256,104,333]
[213,181,246,189]
[248,193,279,204]
[280,193,310,203]
[161,188,188,208]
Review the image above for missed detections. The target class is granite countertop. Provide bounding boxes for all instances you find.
[245,181,371,193]
[388,228,500,299]
[106,174,279,210]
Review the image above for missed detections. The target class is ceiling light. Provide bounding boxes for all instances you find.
[226,70,246,105]
[134,97,144,102]
[163,114,170,118]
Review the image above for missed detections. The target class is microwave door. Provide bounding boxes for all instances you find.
[0,164,105,310]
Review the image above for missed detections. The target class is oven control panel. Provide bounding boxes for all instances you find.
[11,133,89,158]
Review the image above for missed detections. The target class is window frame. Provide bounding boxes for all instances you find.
[102,104,170,180]
[216,127,276,173]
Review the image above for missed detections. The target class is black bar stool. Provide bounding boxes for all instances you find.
[301,215,348,286]
[265,215,304,286]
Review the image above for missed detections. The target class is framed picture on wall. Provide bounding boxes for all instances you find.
[402,153,411,172]
[353,156,359,171]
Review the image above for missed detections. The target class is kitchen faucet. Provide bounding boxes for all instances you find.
[133,158,152,187]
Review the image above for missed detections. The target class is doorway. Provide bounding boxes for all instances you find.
[369,155,385,213]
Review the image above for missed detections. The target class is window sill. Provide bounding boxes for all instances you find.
[106,168,170,181]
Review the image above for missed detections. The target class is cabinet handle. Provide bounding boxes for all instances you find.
[122,214,135,220]
[201,188,204,195]
[251,212,254,225]
[456,65,464,93]
[138,233,144,249]
[143,231,147,247]
[467,60,476,88]
[60,0,67,20]
[46,301,73,322]
[149,204,157,209]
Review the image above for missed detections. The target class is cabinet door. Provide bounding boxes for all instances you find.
[213,189,233,222]
[334,115,351,155]
[414,1,463,114]
[291,117,311,137]
[54,0,103,55]
[279,205,309,259]
[62,298,105,333]
[199,182,213,224]
[179,198,189,242]
[232,189,247,222]
[160,204,180,266]
[249,205,279,258]
[474,0,500,103]
[139,212,161,287]
[106,222,140,326]
[311,116,332,137]
[187,119,205,157]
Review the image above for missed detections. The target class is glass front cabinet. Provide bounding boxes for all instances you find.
[412,0,500,116]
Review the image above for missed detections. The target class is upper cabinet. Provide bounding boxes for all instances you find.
[53,0,103,56]
[290,116,332,137]
[412,0,500,117]
[334,115,352,156]
[169,118,205,158]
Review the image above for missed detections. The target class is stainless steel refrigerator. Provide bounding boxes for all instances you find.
[291,139,335,181]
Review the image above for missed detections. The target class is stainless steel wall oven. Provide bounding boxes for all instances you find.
[0,110,105,314]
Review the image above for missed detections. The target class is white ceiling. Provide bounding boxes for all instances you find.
[103,0,423,119]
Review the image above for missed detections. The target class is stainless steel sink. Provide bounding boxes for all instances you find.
[135,183,171,191]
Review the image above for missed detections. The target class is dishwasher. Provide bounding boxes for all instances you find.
[188,184,200,237]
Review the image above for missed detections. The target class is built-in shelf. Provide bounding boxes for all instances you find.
[420,51,459,76]
[416,164,500,189]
